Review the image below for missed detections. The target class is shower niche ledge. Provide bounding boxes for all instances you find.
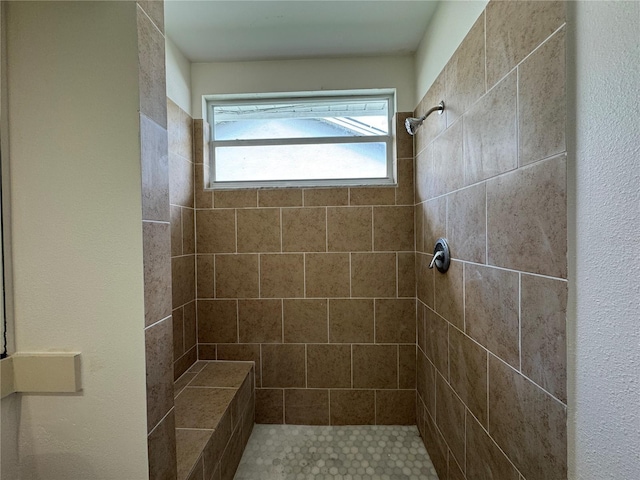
[173,360,256,480]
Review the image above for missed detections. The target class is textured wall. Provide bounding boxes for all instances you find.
[569,1,640,478]
[414,2,568,479]
[191,115,418,426]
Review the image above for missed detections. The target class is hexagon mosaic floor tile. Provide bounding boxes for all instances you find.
[234,424,440,480]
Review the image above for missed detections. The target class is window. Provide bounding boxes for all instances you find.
[207,90,395,189]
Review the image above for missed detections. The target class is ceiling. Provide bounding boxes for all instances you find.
[164,1,440,63]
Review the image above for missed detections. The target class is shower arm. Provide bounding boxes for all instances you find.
[405,101,445,135]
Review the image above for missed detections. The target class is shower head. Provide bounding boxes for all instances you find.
[405,101,445,136]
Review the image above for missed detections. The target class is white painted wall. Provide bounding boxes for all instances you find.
[414,0,487,102]
[191,55,415,118]
[568,1,640,479]
[166,36,192,116]
[4,2,149,479]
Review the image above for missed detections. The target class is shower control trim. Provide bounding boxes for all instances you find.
[429,238,451,273]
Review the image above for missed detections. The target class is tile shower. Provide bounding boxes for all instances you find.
[158,1,568,479]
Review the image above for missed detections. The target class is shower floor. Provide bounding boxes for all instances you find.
[233,424,439,480]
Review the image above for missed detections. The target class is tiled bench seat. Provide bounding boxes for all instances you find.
[174,361,255,480]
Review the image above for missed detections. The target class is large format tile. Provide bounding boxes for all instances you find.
[169,153,193,209]
[466,413,519,480]
[397,252,416,298]
[284,389,330,425]
[373,206,414,251]
[351,253,396,297]
[376,390,415,425]
[143,221,172,326]
[190,362,252,388]
[352,345,398,389]
[374,299,416,344]
[260,254,304,298]
[148,409,177,480]
[487,155,567,278]
[172,255,195,308]
[435,374,465,469]
[349,187,395,206]
[434,260,464,330]
[486,0,565,89]
[217,344,261,387]
[176,429,211,480]
[521,274,567,403]
[283,299,328,343]
[255,389,284,424]
[305,253,350,297]
[396,158,415,206]
[447,183,486,264]
[236,208,280,253]
[431,117,464,197]
[137,5,167,127]
[329,299,374,343]
[519,28,566,165]
[197,300,237,344]
[281,207,326,252]
[445,12,485,125]
[464,71,517,185]
[329,390,375,425]
[465,264,519,368]
[327,207,373,252]
[303,188,348,206]
[259,189,302,207]
[146,318,174,432]
[215,254,259,298]
[140,114,169,222]
[306,344,351,388]
[175,387,237,429]
[261,344,305,388]
[238,300,282,343]
[214,190,257,209]
[449,327,488,427]
[489,356,567,480]
[424,308,448,379]
[195,210,235,254]
[414,70,446,156]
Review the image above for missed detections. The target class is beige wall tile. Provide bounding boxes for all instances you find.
[138,0,164,33]
[214,190,257,209]
[422,409,448,479]
[351,253,396,297]
[215,254,259,298]
[375,299,416,344]
[194,164,213,208]
[307,344,351,388]
[175,387,235,429]
[329,299,374,343]
[465,263,519,368]
[449,326,488,427]
[416,254,435,309]
[173,308,184,361]
[376,390,415,425]
[486,0,565,89]
[414,70,446,156]
[395,112,414,159]
[145,318,174,432]
[487,155,567,278]
[397,252,416,298]
[329,390,375,425]
[415,144,432,203]
[197,344,216,360]
[174,346,197,381]
[260,254,304,298]
[182,208,195,255]
[417,350,436,416]
[140,115,169,222]
[282,207,326,253]
[169,152,193,208]
[238,299,283,343]
[353,345,398,389]
[259,189,303,207]
[445,12,486,125]
[172,255,195,308]
[183,301,196,351]
[143,222,172,327]
[166,99,181,156]
[434,260,464,330]
[283,299,328,343]
[303,188,348,206]
[521,274,567,403]
[373,206,414,251]
[147,410,177,480]
[395,158,415,206]
[171,205,182,256]
[435,374,465,469]
[399,344,416,389]
[489,356,567,480]
[349,187,395,206]
[432,117,464,197]
[196,209,236,254]
[197,300,237,344]
[137,7,167,128]
[417,303,426,354]
[519,28,566,165]
[217,344,261,387]
[327,207,373,252]
[464,71,517,184]
[447,183,486,263]
[284,389,329,425]
[305,253,350,298]
[466,413,520,480]
[237,208,281,253]
[255,389,284,424]
[422,197,446,255]
[261,344,305,388]
[196,255,214,298]
[425,308,449,379]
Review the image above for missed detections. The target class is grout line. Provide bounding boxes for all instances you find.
[279,208,283,252]
[485,183,489,264]
[281,299,285,343]
[518,273,522,372]
[144,315,172,331]
[516,65,521,168]
[234,209,238,253]
[325,207,329,252]
[136,4,165,39]
[486,353,490,432]
[484,10,487,93]
[147,406,175,437]
[304,344,308,388]
[258,254,261,298]
[236,300,240,343]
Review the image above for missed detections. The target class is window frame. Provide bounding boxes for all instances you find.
[206,89,396,190]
